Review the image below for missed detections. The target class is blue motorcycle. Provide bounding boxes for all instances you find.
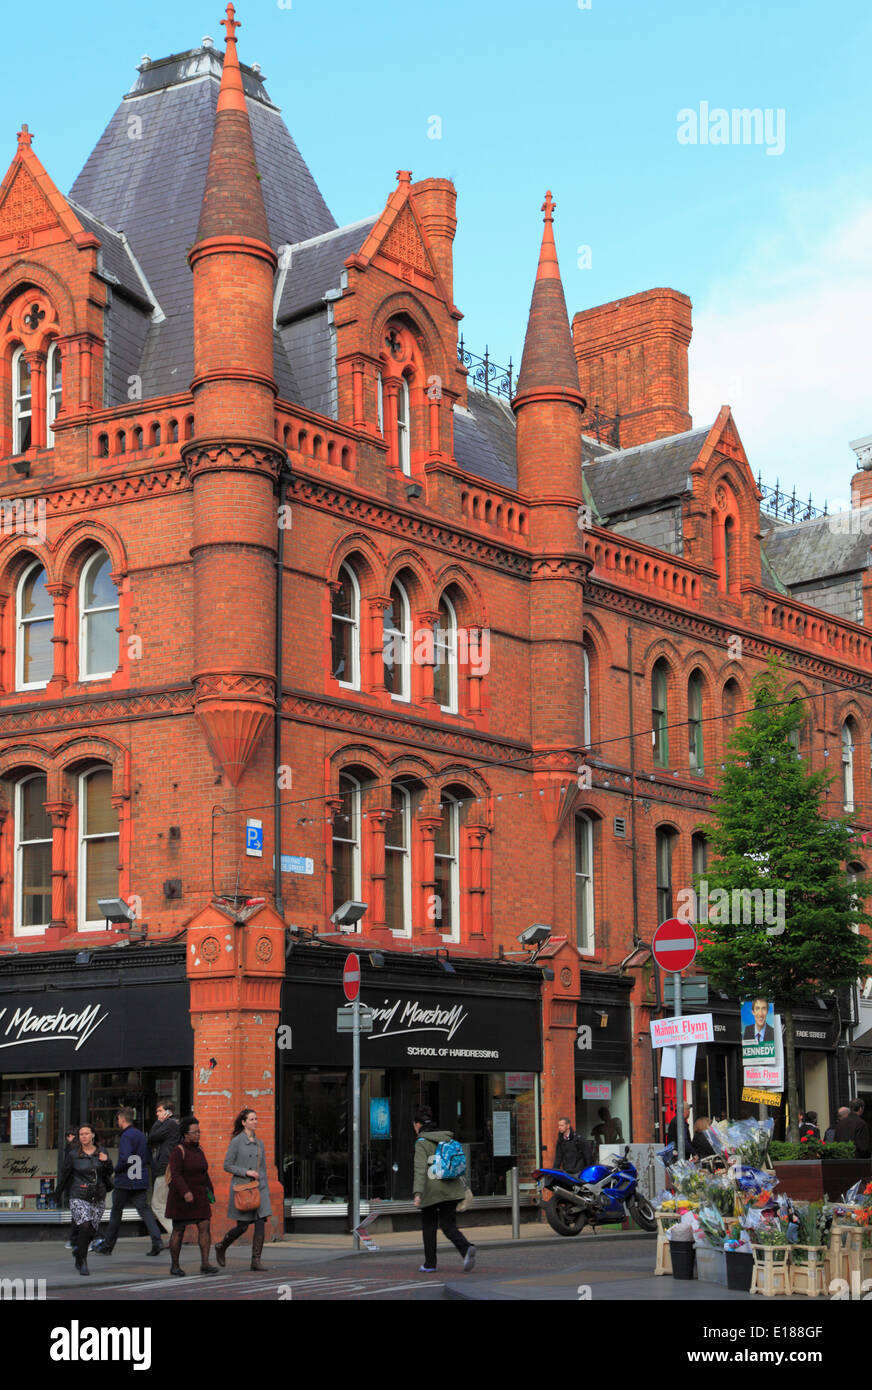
[532,1145,657,1236]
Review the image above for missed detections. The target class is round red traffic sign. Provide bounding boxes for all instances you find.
[652,918,697,973]
[342,952,361,1002]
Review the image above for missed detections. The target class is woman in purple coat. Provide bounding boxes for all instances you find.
[165,1116,218,1277]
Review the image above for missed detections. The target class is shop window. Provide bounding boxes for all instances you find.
[842,719,856,813]
[46,343,62,447]
[79,550,120,681]
[331,563,360,689]
[0,1073,63,1207]
[688,670,704,773]
[332,773,361,918]
[434,794,460,940]
[14,773,52,934]
[656,826,676,924]
[16,561,53,690]
[385,784,412,936]
[433,594,458,713]
[12,347,32,454]
[87,1070,184,1158]
[383,580,411,702]
[78,767,119,930]
[651,659,669,767]
[574,813,595,953]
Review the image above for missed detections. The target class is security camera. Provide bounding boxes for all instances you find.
[517,923,552,947]
[330,900,368,930]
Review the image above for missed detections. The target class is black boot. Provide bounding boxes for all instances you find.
[215,1222,245,1267]
[250,1225,266,1271]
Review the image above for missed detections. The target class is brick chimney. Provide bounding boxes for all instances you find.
[572,288,692,449]
[410,177,457,301]
[850,434,872,508]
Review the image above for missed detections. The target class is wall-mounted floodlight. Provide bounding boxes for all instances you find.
[98,898,135,927]
[517,923,551,947]
[330,900,368,931]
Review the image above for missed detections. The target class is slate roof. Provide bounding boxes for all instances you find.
[582,426,707,520]
[275,218,378,324]
[68,45,336,404]
[69,202,157,310]
[453,392,518,488]
[762,513,872,585]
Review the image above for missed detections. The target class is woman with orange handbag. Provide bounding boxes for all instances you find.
[214,1108,272,1271]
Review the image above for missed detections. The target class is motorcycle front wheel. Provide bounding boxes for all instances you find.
[545,1195,588,1236]
[627,1193,657,1233]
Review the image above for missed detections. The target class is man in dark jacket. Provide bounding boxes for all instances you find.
[148,1103,180,1237]
[554,1117,588,1175]
[835,1100,871,1158]
[666,1103,692,1156]
[93,1108,165,1257]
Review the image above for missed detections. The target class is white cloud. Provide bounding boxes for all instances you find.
[689,202,872,510]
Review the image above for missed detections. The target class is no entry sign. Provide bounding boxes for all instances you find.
[342,952,361,1002]
[652,918,697,973]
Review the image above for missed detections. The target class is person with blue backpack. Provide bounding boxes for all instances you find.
[412,1106,476,1274]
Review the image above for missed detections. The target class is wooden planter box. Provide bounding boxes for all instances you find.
[772,1160,871,1202]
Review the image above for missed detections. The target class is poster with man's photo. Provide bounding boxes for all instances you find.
[741,997,783,1087]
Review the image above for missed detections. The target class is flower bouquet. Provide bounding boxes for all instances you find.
[723,1117,773,1170]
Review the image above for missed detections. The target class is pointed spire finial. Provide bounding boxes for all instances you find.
[17,124,32,148]
[542,190,555,223]
[221,3,241,43]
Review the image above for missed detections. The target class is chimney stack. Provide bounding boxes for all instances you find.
[410,177,457,301]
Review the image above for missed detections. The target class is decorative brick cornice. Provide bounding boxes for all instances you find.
[287,474,530,578]
[585,583,872,691]
[194,673,275,704]
[0,685,193,738]
[531,554,593,582]
[31,469,188,517]
[182,439,284,482]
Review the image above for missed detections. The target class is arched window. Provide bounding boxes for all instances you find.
[397,378,411,476]
[15,773,51,933]
[656,827,677,923]
[688,670,704,772]
[17,561,53,690]
[433,594,458,713]
[692,832,708,880]
[434,793,461,940]
[842,720,856,813]
[582,645,592,747]
[385,784,412,936]
[78,767,120,930]
[376,372,384,436]
[723,678,740,741]
[575,813,595,953]
[383,579,411,702]
[723,516,735,591]
[331,563,360,690]
[46,343,62,446]
[80,550,120,681]
[652,660,669,767]
[332,773,361,919]
[12,347,32,454]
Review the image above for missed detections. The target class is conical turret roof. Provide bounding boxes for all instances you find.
[515,191,584,400]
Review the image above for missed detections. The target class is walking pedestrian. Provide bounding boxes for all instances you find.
[148,1102,180,1237]
[165,1115,218,1276]
[214,1107,272,1271]
[93,1107,165,1258]
[55,1124,114,1276]
[413,1106,476,1275]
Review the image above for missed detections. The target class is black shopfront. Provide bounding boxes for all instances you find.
[574,972,635,1147]
[0,946,193,1223]
[279,947,542,1226]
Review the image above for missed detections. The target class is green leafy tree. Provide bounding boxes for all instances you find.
[695,660,870,1140]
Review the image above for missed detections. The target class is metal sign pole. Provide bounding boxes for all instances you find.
[674,970,685,1162]
[352,994,361,1252]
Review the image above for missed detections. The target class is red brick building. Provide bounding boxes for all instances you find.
[1,10,870,1233]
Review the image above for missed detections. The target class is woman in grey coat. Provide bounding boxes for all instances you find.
[214,1108,272,1271]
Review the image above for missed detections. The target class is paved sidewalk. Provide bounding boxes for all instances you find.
[274,1222,646,1254]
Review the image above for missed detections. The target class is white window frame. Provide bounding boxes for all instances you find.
[332,773,362,923]
[79,550,119,682]
[46,342,62,447]
[332,563,360,691]
[78,768,120,932]
[843,721,855,813]
[377,372,384,436]
[434,594,458,714]
[386,784,412,938]
[14,773,52,936]
[652,661,669,767]
[582,644,591,747]
[436,793,461,943]
[16,560,53,692]
[688,671,704,772]
[12,346,32,455]
[575,813,595,955]
[397,377,411,476]
[384,579,411,703]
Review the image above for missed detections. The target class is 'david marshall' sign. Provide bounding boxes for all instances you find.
[0,1003,108,1052]
[0,983,193,1069]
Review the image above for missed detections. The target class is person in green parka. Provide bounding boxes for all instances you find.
[412,1106,476,1274]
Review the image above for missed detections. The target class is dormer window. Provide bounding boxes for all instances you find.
[12,347,32,453]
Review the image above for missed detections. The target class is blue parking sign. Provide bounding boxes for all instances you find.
[246,819,263,857]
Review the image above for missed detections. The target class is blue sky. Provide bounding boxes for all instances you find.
[4,0,871,506]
